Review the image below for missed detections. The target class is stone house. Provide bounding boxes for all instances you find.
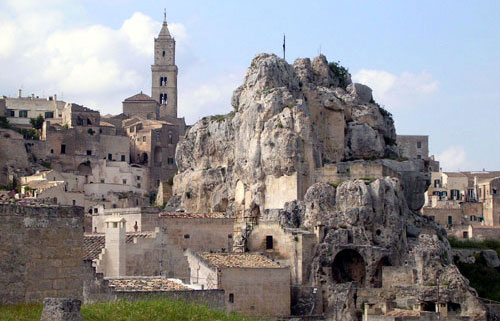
[123,117,181,191]
[185,250,291,317]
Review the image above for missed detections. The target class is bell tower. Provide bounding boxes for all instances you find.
[152,10,178,119]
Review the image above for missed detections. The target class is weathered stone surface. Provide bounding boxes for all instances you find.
[171,53,400,215]
[347,83,373,103]
[482,250,500,268]
[40,298,82,321]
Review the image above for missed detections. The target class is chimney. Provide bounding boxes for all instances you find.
[54,94,57,101]
[31,93,35,99]
[104,214,127,277]
[18,89,22,98]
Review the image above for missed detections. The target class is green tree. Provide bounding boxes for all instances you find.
[30,115,44,130]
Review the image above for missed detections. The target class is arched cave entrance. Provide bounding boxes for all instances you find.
[373,256,392,288]
[332,249,366,287]
[77,162,92,176]
[153,146,162,166]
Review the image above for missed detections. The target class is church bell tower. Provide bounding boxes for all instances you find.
[152,10,178,119]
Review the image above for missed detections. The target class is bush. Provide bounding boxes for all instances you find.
[0,116,10,129]
[328,61,350,88]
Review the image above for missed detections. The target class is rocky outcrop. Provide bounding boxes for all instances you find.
[171,53,415,215]
[40,298,83,321]
[283,178,487,320]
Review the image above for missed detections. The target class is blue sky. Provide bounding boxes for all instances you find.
[0,0,499,171]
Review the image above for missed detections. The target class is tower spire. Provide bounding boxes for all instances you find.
[163,8,167,24]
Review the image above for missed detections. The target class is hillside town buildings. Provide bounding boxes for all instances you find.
[0,11,493,321]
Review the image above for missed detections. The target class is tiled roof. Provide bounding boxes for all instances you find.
[123,92,156,102]
[83,233,152,260]
[200,253,281,269]
[107,278,188,292]
[159,212,227,219]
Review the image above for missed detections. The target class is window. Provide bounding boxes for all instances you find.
[143,136,146,142]
[137,176,141,180]
[99,129,102,134]
[266,235,273,250]
[87,118,92,125]
[229,294,234,304]
[45,112,54,119]
[167,157,174,165]
[19,110,28,118]
[162,51,165,57]
[86,150,92,156]
[108,154,112,161]
[228,234,233,239]
[448,216,453,225]
[121,155,125,161]
[137,183,141,188]
[72,200,76,206]
[169,134,173,144]
[160,93,167,104]
[60,144,66,154]
[184,234,190,239]
[417,141,422,148]
[50,149,54,154]
[122,179,127,185]
[417,155,422,159]
[463,231,469,239]
[7,109,14,117]
[100,179,104,183]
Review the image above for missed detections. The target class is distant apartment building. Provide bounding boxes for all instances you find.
[0,90,66,127]
[423,169,500,239]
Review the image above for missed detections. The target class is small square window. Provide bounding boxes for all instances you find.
[137,176,141,180]
[19,110,28,118]
[184,234,190,239]
[8,110,14,117]
[100,179,104,183]
[87,150,92,156]
[121,155,126,161]
[122,179,127,185]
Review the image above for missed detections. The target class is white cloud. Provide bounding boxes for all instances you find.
[179,71,244,124]
[0,5,191,115]
[437,146,473,171]
[353,69,439,110]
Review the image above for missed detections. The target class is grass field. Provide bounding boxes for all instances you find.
[0,299,257,321]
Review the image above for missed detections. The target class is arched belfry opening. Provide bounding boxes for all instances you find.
[332,249,366,287]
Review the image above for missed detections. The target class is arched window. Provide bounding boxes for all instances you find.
[163,76,167,86]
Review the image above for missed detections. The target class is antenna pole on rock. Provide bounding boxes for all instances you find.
[283,33,286,60]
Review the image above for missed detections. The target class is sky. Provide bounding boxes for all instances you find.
[0,0,499,171]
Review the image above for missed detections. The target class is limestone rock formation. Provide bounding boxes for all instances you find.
[172,53,405,215]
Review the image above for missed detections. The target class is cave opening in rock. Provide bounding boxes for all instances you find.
[373,256,392,288]
[331,249,366,286]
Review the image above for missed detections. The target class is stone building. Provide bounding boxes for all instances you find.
[0,90,66,128]
[123,117,181,190]
[185,250,291,317]
[396,135,429,160]
[422,170,500,240]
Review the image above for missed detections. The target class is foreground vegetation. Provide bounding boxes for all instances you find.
[0,299,257,321]
[449,237,500,302]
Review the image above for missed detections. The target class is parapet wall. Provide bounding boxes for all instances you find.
[0,203,84,304]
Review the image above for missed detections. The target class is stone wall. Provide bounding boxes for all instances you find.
[159,217,235,253]
[0,203,84,304]
[221,267,291,317]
